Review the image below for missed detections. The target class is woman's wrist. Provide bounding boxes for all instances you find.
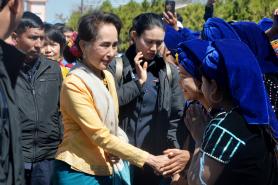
[145,154,155,167]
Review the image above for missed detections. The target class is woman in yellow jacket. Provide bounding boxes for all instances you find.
[52,11,169,185]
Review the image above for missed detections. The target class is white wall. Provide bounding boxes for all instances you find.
[26,0,47,22]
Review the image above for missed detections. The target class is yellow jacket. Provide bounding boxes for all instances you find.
[60,66,69,79]
[56,70,149,176]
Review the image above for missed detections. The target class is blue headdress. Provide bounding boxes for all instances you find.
[231,21,278,74]
[177,39,209,80]
[258,17,273,32]
[202,39,278,138]
[164,24,197,55]
[202,17,241,41]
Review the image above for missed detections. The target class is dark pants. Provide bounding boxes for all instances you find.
[25,159,55,185]
[132,165,170,185]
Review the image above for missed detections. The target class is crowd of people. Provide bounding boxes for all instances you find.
[0,0,278,185]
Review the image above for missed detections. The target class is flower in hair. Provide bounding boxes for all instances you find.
[67,31,82,58]
[69,45,82,58]
[67,31,78,48]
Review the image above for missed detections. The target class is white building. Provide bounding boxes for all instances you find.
[25,0,48,22]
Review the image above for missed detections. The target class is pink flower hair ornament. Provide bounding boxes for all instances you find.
[67,31,82,58]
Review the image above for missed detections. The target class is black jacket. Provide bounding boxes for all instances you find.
[14,56,63,163]
[0,40,25,185]
[109,45,184,154]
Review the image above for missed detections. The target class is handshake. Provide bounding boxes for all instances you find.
[108,148,190,184]
[145,149,190,180]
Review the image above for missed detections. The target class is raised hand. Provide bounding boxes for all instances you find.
[184,102,210,146]
[163,11,178,31]
[160,149,190,176]
[134,51,148,85]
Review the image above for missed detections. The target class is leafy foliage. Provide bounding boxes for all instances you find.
[66,0,278,51]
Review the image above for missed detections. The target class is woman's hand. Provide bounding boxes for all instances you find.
[134,51,148,85]
[184,103,209,146]
[160,149,190,176]
[145,154,169,175]
[163,11,178,31]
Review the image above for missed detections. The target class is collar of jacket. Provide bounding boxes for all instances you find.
[0,39,25,59]
[21,56,53,79]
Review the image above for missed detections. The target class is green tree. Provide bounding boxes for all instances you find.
[67,11,82,30]
[66,0,278,51]
[100,0,114,12]
[142,0,150,10]
[177,3,204,31]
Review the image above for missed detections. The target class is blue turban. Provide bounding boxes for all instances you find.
[258,17,273,32]
[191,31,201,38]
[202,39,278,138]
[164,24,197,55]
[177,39,209,80]
[231,21,278,74]
[202,17,241,41]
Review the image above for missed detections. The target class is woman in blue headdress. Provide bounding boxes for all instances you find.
[202,17,278,74]
[159,39,211,184]
[177,39,210,108]
[187,39,278,185]
[176,39,217,145]
[202,17,278,120]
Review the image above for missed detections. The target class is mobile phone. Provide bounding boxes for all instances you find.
[165,0,175,14]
